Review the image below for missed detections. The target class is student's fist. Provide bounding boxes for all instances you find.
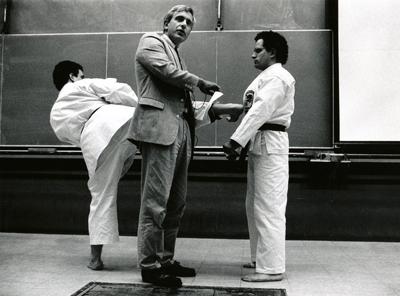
[222,139,241,161]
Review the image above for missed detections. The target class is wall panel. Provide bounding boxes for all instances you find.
[109,0,218,33]
[222,0,328,30]
[8,0,218,34]
[0,35,3,141]
[3,157,400,241]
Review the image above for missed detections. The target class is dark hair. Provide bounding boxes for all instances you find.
[255,31,289,64]
[52,60,83,91]
[163,5,194,33]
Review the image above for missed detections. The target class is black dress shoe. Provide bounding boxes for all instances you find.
[162,261,196,277]
[141,268,182,288]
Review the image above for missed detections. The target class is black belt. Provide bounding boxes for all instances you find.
[239,123,286,162]
[258,123,286,132]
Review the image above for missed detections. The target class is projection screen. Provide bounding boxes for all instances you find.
[338,0,400,141]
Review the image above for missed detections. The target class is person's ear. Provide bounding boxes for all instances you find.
[163,19,170,31]
[269,48,277,60]
[69,73,76,82]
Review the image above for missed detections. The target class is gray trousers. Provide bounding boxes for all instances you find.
[137,118,191,269]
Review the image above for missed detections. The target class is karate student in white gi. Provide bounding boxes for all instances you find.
[50,60,138,270]
[223,31,295,282]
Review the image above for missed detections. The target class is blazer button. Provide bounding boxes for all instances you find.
[176,114,180,118]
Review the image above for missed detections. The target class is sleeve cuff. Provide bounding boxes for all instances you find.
[230,136,246,148]
[208,106,217,122]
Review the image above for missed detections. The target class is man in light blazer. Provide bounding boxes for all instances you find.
[128,4,241,288]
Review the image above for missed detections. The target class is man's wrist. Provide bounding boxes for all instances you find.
[229,139,241,150]
[197,79,204,88]
[208,103,223,122]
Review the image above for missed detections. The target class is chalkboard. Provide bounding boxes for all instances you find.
[0,30,332,148]
[339,0,400,142]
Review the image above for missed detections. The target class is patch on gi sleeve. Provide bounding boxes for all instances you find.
[244,90,254,114]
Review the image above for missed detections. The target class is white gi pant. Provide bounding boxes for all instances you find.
[80,105,137,245]
[246,136,288,274]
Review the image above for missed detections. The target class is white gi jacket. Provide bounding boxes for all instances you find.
[50,78,138,174]
[231,63,295,154]
[50,78,137,145]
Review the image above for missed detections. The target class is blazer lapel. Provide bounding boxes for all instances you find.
[161,34,182,70]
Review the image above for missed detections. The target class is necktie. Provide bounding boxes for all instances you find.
[174,47,193,113]
[174,47,196,150]
[174,47,183,69]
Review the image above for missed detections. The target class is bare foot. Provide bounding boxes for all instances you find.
[241,272,283,282]
[88,245,103,270]
[242,262,256,268]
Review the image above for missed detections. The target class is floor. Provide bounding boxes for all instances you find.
[0,233,399,296]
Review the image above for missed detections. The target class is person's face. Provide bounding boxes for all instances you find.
[165,11,194,46]
[251,39,274,71]
[69,69,84,82]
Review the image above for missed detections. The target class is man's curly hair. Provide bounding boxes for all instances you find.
[255,31,289,65]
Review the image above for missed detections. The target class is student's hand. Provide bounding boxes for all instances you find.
[222,139,241,160]
[198,79,220,95]
[224,103,243,122]
[211,103,243,122]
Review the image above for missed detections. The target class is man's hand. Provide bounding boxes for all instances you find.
[198,79,220,95]
[211,103,243,122]
[222,139,241,161]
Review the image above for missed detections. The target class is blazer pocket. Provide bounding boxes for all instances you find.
[139,97,165,110]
